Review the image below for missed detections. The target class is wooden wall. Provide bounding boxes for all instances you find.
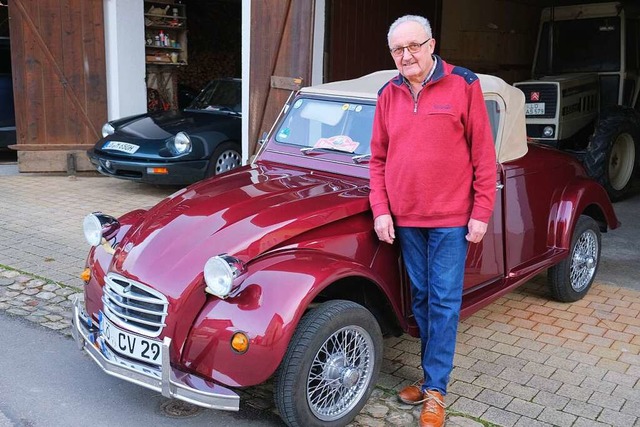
[8,0,107,172]
[439,0,542,84]
[248,0,314,158]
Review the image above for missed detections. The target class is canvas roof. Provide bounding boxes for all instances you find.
[301,70,528,163]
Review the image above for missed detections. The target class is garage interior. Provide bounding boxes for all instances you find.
[0,0,636,172]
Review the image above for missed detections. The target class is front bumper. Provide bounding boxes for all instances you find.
[86,149,208,185]
[71,297,239,411]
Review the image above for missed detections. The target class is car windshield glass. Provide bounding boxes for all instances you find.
[274,98,375,155]
[534,17,621,75]
[187,80,241,113]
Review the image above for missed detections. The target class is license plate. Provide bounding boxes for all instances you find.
[103,141,140,154]
[525,103,545,115]
[100,313,162,365]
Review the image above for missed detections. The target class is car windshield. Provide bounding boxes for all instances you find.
[534,17,621,75]
[186,79,241,113]
[274,98,375,156]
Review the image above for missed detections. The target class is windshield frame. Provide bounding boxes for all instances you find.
[185,79,242,114]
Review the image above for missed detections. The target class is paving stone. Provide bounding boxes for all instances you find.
[564,399,603,420]
[480,406,521,427]
[556,383,593,402]
[501,382,538,401]
[505,397,544,419]
[597,407,637,427]
[475,389,512,409]
[532,390,569,410]
[513,416,552,427]
[527,375,562,394]
[537,407,577,427]
[35,291,57,300]
[449,397,489,419]
[448,381,483,399]
[0,277,15,286]
[572,417,611,427]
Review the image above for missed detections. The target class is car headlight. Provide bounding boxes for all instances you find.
[171,131,192,155]
[204,255,244,298]
[102,123,115,138]
[83,213,120,247]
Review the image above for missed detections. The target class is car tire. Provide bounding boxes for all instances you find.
[274,300,382,427]
[583,107,639,202]
[548,215,601,302]
[206,142,241,177]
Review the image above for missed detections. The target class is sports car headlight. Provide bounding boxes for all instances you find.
[171,131,192,155]
[83,213,120,247]
[102,123,115,138]
[204,255,244,298]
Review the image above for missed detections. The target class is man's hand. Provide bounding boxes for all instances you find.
[374,214,395,244]
[466,218,488,243]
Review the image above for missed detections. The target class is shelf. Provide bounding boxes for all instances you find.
[146,45,182,51]
[146,23,186,30]
[145,13,186,19]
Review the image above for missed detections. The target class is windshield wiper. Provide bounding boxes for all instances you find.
[351,154,371,163]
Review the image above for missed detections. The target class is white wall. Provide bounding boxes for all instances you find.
[242,0,251,164]
[103,0,146,120]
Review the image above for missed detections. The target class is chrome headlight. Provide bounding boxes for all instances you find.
[204,255,244,298]
[102,123,115,138]
[171,131,192,155]
[83,213,120,247]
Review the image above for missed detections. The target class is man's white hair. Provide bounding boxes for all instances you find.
[387,15,432,47]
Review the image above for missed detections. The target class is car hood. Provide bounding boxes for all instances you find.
[113,110,239,140]
[111,161,370,297]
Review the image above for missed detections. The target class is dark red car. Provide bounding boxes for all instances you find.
[72,72,619,427]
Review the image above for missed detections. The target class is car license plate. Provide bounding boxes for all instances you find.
[525,103,545,115]
[103,141,140,154]
[100,314,162,365]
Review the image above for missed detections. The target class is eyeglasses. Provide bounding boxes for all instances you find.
[389,39,431,57]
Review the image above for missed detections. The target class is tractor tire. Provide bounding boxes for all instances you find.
[274,300,382,427]
[583,107,639,202]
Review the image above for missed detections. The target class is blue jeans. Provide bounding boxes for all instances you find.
[396,226,468,395]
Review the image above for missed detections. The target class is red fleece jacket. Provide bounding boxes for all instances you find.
[369,58,496,227]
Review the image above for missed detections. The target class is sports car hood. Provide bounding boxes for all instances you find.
[110,161,370,296]
[113,110,239,140]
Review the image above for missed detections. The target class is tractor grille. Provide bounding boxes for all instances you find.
[102,273,168,337]
[516,84,558,119]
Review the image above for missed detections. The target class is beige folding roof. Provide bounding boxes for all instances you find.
[301,70,528,163]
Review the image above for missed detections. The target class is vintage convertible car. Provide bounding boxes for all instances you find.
[87,78,242,185]
[72,71,619,427]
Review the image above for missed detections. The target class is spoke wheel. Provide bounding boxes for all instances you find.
[274,300,382,427]
[548,215,601,302]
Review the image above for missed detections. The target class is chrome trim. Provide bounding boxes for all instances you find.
[103,273,168,337]
[72,297,239,411]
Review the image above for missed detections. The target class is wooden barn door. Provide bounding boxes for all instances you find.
[248,1,314,158]
[8,0,107,172]
[326,0,441,82]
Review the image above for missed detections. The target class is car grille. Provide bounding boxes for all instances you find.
[102,273,168,338]
[516,84,558,119]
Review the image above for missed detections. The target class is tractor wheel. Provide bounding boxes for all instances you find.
[274,300,382,427]
[583,107,639,201]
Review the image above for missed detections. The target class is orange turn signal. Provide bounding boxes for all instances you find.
[147,167,169,175]
[80,267,91,282]
[230,332,249,354]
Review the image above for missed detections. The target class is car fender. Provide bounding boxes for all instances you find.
[180,249,399,387]
[548,177,619,250]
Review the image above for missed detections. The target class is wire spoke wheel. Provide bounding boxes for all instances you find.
[306,326,374,421]
[569,228,599,293]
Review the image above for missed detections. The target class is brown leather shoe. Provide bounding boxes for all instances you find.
[419,390,446,427]
[397,379,425,405]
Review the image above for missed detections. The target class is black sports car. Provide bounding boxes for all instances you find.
[87,78,241,185]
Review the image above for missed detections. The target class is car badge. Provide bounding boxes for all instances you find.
[530,92,540,101]
[104,160,112,169]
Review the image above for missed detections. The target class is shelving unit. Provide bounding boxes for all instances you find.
[144,1,187,110]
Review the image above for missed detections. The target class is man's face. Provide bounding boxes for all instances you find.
[389,21,435,83]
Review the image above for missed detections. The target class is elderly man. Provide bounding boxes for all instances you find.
[368,15,496,427]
